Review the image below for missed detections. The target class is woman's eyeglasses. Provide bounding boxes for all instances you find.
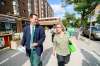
[56,27,62,28]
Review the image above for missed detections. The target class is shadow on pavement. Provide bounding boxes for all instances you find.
[41,47,53,66]
[81,49,100,66]
[82,60,89,66]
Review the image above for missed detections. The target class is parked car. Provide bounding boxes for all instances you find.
[82,26,100,40]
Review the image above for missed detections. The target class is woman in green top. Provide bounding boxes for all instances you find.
[53,23,70,66]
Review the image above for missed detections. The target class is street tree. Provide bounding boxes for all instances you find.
[62,12,76,27]
[62,0,99,27]
[74,19,81,28]
[96,14,100,24]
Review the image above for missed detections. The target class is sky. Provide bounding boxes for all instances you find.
[48,0,81,19]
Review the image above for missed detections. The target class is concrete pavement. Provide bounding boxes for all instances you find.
[1,30,99,66]
[22,30,84,66]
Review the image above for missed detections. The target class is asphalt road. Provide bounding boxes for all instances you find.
[0,48,28,66]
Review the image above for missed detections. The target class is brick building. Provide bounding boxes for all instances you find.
[0,0,13,15]
[0,0,54,18]
[47,2,54,17]
[18,0,28,18]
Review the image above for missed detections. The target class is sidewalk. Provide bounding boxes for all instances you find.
[22,30,84,66]
[67,37,83,66]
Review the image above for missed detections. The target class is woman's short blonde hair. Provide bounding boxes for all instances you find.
[55,22,65,31]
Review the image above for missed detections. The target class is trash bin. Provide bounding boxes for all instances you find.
[3,34,12,48]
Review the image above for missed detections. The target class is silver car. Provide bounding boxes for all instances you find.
[82,26,100,40]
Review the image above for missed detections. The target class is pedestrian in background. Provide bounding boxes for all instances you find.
[67,26,75,38]
[21,14,45,66]
[51,24,56,42]
[53,23,70,66]
[76,26,83,40]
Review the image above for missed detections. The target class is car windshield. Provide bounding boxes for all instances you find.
[91,27,100,31]
[97,28,100,31]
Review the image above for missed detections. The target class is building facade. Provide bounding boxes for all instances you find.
[18,0,29,18]
[12,0,19,16]
[0,0,13,15]
[47,2,54,17]
[0,0,54,18]
[31,0,54,18]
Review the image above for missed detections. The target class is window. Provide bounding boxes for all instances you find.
[22,2,25,5]
[0,22,5,31]
[5,22,11,30]
[23,10,25,13]
[0,22,11,32]
[0,21,16,32]
[11,23,16,32]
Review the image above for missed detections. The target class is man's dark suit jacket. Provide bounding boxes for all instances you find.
[22,24,45,56]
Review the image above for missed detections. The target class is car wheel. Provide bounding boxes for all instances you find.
[90,35,95,40]
[82,32,85,36]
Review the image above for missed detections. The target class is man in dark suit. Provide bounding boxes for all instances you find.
[21,14,45,66]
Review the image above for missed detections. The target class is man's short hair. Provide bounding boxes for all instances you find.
[29,13,38,18]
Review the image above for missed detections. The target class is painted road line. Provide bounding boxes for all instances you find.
[0,52,21,65]
[81,47,100,62]
[10,52,21,58]
[80,36,100,55]
[0,58,9,65]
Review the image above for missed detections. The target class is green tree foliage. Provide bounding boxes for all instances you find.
[62,18,68,27]
[96,14,100,24]
[62,12,76,27]
[74,19,81,27]
[62,0,99,26]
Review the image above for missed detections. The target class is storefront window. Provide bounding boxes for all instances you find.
[0,22,16,33]
[11,23,16,32]
[0,22,5,31]
[5,22,11,30]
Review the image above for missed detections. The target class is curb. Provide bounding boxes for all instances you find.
[0,47,10,52]
[80,36,99,45]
